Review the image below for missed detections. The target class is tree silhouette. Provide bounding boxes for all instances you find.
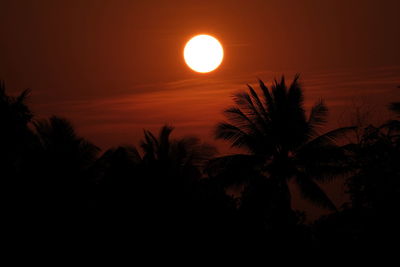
[317,105,400,251]
[0,81,34,177]
[34,116,99,169]
[346,125,400,210]
[212,75,354,214]
[141,125,216,183]
[138,125,216,211]
[91,125,223,246]
[33,116,99,212]
[346,98,400,210]
[93,125,216,214]
[3,77,399,252]
[0,82,41,218]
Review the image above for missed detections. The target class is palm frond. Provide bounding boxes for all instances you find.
[77,139,100,166]
[295,173,337,211]
[308,99,328,138]
[141,130,157,158]
[215,122,254,149]
[224,106,263,135]
[123,145,143,164]
[287,74,304,109]
[297,142,350,183]
[233,91,268,131]
[305,126,357,148]
[16,89,31,104]
[172,136,216,167]
[258,79,274,114]
[158,125,173,160]
[271,76,287,111]
[34,116,78,145]
[50,116,76,138]
[247,84,269,120]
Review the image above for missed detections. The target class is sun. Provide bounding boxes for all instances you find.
[184,34,224,73]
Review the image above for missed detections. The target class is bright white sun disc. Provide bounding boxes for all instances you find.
[184,34,224,73]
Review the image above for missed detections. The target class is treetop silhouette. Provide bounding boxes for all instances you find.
[213,75,355,211]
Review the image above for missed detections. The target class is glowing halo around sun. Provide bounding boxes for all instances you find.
[184,34,224,73]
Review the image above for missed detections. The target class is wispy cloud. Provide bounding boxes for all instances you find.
[32,65,400,150]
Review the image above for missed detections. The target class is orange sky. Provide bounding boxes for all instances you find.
[1,0,400,220]
[1,0,399,153]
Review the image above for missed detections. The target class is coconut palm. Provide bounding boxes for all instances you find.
[0,81,35,176]
[140,125,216,181]
[33,116,100,210]
[94,125,216,210]
[211,75,354,211]
[0,81,40,215]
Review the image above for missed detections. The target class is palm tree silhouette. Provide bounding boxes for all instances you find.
[0,81,32,128]
[140,125,216,182]
[212,75,354,212]
[1,81,39,216]
[97,125,217,241]
[0,81,35,176]
[94,125,216,213]
[34,116,99,211]
[34,116,99,169]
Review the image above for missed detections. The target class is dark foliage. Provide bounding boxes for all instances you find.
[315,101,400,252]
[2,80,399,255]
[214,76,354,209]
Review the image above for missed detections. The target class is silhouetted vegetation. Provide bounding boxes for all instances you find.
[2,78,400,253]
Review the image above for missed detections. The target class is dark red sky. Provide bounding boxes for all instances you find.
[1,0,400,148]
[1,0,400,218]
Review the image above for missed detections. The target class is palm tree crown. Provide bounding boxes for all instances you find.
[214,75,354,210]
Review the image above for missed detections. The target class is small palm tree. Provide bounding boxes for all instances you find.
[212,75,354,211]
[95,125,216,210]
[141,125,216,183]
